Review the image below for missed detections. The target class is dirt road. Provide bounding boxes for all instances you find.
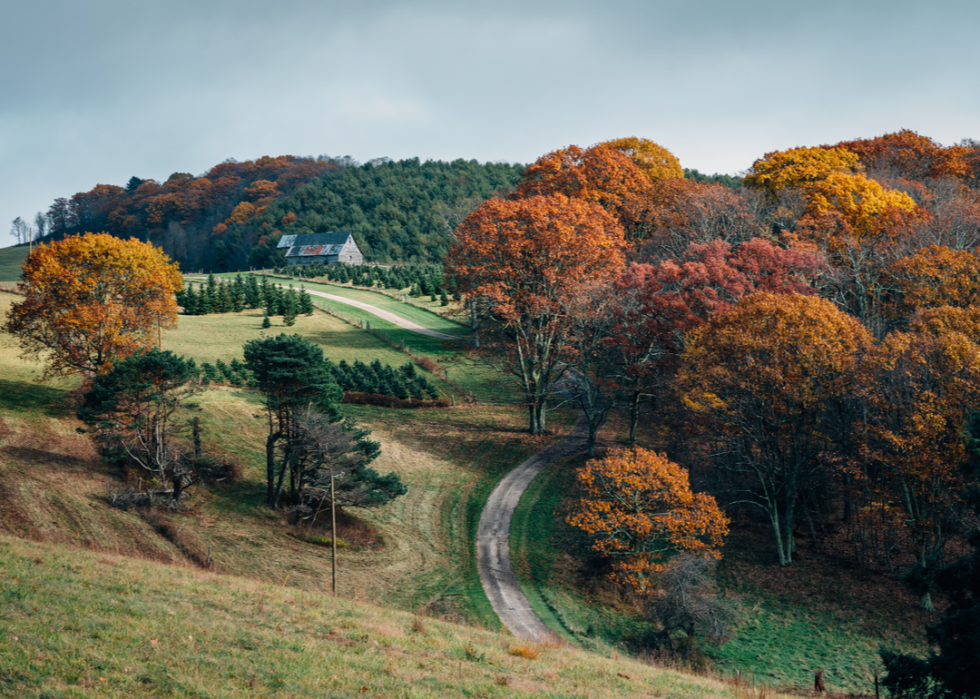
[294,287,464,341]
[476,415,589,642]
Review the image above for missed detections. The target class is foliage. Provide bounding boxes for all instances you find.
[609,239,827,440]
[744,146,862,196]
[678,292,873,565]
[600,137,684,182]
[888,245,980,316]
[242,333,343,508]
[290,407,402,521]
[2,233,182,377]
[446,193,626,433]
[248,158,523,267]
[513,144,651,216]
[77,348,201,504]
[836,129,974,181]
[566,447,728,593]
[331,358,439,400]
[855,330,980,608]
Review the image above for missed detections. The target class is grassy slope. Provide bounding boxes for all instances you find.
[0,535,787,699]
[0,245,28,282]
[511,454,934,695]
[0,292,562,629]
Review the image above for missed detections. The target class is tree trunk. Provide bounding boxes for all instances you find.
[528,401,546,435]
[628,391,641,445]
[266,435,277,507]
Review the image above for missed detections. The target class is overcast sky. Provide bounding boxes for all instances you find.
[2,0,978,242]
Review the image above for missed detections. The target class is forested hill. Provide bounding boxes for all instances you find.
[248,158,523,267]
[36,157,523,271]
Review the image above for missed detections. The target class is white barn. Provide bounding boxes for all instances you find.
[277,232,363,266]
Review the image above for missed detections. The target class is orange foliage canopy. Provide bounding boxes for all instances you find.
[888,245,980,315]
[836,129,973,181]
[679,292,873,565]
[445,194,625,433]
[2,233,182,377]
[599,137,683,182]
[744,146,862,196]
[566,447,728,593]
[514,144,651,214]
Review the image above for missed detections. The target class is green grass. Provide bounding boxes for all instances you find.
[0,535,784,699]
[0,245,28,282]
[510,450,930,696]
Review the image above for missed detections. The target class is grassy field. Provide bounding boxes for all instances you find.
[0,535,792,699]
[0,245,28,282]
[510,452,934,696]
[0,291,566,629]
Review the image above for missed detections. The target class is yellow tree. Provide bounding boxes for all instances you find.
[3,233,182,377]
[566,447,728,593]
[445,194,625,434]
[599,137,684,182]
[678,292,873,565]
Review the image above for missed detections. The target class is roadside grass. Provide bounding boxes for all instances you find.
[0,290,566,628]
[0,245,27,281]
[0,535,787,699]
[510,440,933,696]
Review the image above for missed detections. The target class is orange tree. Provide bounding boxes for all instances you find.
[887,245,980,318]
[3,233,182,378]
[513,144,651,217]
[677,292,873,566]
[566,447,728,594]
[445,194,625,434]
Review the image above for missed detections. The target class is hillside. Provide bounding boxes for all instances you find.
[0,245,28,281]
[32,157,523,272]
[0,534,788,699]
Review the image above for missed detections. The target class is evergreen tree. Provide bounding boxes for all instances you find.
[262,315,271,328]
[283,292,297,327]
[440,289,449,306]
[198,286,212,314]
[298,287,314,315]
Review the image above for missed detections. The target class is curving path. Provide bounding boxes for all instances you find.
[477,414,590,642]
[277,285,463,341]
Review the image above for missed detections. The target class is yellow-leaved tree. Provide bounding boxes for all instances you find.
[3,233,183,378]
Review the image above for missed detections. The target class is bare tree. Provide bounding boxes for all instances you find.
[9,217,28,245]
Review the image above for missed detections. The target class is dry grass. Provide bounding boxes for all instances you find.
[0,534,799,698]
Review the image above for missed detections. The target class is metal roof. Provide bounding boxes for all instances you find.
[277,232,352,249]
[285,243,345,257]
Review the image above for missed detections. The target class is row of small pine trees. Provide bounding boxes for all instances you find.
[274,263,455,304]
[193,355,440,402]
[177,274,315,321]
[333,359,440,400]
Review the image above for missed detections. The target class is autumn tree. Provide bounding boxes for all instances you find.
[445,194,626,434]
[2,233,183,378]
[887,245,980,318]
[609,239,827,441]
[621,178,760,252]
[855,330,980,609]
[566,447,728,593]
[677,292,873,565]
[513,144,651,216]
[599,137,683,182]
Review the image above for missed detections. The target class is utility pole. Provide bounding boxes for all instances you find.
[330,468,337,595]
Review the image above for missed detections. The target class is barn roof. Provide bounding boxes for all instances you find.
[285,243,345,258]
[277,232,352,249]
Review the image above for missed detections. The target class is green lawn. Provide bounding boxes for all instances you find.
[0,245,28,282]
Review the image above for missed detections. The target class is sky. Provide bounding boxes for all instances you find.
[2,0,978,242]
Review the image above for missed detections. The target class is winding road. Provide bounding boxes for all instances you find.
[291,282,576,640]
[477,415,589,642]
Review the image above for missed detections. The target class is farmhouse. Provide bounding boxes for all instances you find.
[277,232,363,266]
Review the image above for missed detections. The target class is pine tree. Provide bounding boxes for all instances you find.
[298,288,314,315]
[283,291,297,327]
[262,315,271,328]
[198,286,212,314]
[440,289,449,306]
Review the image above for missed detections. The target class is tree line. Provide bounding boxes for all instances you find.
[12,156,524,272]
